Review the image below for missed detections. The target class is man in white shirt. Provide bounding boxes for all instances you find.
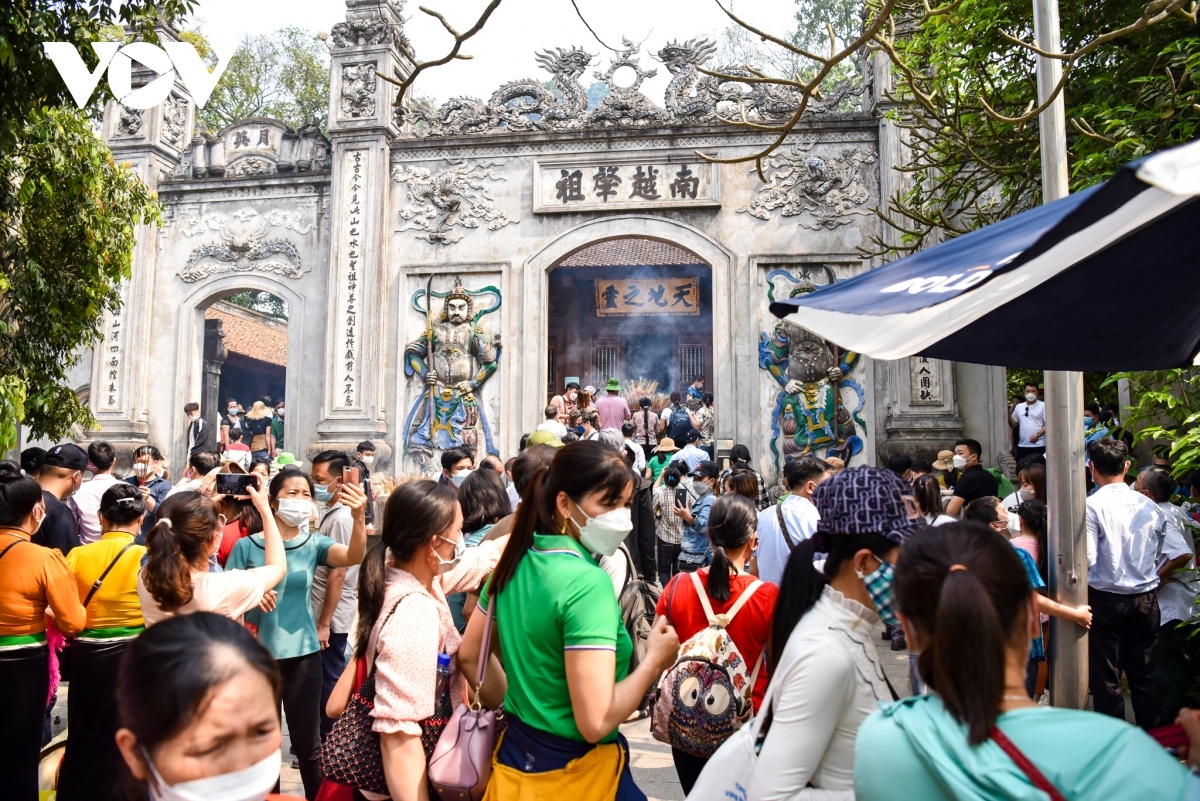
[67,441,120,544]
[1085,438,1168,728]
[621,422,646,475]
[1009,382,1047,461]
[1137,467,1198,722]
[535,404,569,440]
[309,450,359,740]
[676,430,709,472]
[755,456,831,585]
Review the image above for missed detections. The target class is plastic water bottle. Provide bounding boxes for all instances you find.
[434,652,453,700]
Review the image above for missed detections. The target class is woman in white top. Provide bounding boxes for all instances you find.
[913,475,956,526]
[744,467,925,801]
[138,480,286,625]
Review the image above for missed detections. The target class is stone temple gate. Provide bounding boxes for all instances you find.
[72,0,1013,480]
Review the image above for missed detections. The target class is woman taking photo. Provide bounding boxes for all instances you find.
[856,524,1195,800]
[114,612,303,801]
[59,483,148,801]
[344,480,506,801]
[458,441,680,800]
[226,469,368,800]
[656,494,777,792]
[740,467,923,801]
[138,481,286,624]
[0,461,86,800]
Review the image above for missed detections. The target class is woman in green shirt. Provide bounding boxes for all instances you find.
[855,523,1199,801]
[460,441,679,800]
[226,468,368,799]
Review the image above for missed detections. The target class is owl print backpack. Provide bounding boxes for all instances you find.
[651,571,764,758]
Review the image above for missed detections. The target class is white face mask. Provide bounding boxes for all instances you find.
[451,469,471,488]
[362,455,374,465]
[1025,392,1038,404]
[431,535,466,574]
[227,407,239,416]
[1007,511,1021,533]
[275,498,313,530]
[132,463,151,478]
[571,503,633,557]
[951,454,968,470]
[146,748,281,801]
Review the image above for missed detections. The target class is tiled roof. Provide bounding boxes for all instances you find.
[558,238,707,267]
[205,301,288,367]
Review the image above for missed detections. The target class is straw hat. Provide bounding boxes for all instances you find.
[932,449,955,471]
[246,400,271,420]
[653,437,680,453]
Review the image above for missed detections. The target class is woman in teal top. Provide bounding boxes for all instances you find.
[855,522,1200,801]
[459,441,679,800]
[226,468,368,799]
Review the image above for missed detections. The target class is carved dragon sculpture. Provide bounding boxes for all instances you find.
[416,47,594,136]
[658,38,721,120]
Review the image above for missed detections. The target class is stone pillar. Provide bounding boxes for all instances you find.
[313,0,410,462]
[93,22,193,467]
[869,48,966,464]
[202,319,227,429]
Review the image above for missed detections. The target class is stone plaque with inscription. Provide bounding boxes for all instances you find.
[594,277,700,317]
[909,355,943,405]
[534,157,719,214]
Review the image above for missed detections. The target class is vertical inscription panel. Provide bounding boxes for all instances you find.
[334,148,368,411]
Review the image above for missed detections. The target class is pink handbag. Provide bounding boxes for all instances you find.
[427,599,498,801]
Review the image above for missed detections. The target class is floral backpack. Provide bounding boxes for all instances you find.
[651,571,764,758]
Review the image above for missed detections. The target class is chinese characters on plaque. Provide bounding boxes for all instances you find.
[99,295,126,411]
[537,159,718,213]
[338,150,366,409]
[594,277,701,317]
[909,356,943,405]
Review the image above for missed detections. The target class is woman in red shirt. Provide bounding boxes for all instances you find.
[655,493,778,792]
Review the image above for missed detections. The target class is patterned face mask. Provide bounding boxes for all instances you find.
[860,559,899,627]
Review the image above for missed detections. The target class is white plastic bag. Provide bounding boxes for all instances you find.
[685,675,777,801]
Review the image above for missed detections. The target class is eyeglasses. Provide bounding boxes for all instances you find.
[1024,407,1030,417]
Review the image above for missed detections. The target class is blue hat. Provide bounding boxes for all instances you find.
[813,466,924,546]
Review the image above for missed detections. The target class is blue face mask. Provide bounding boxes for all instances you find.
[313,483,333,503]
[576,426,586,435]
[1084,417,1094,429]
[861,559,899,626]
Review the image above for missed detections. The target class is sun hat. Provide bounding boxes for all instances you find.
[932,449,955,471]
[527,430,565,448]
[812,466,925,547]
[604,377,622,392]
[246,400,271,420]
[653,438,680,453]
[272,452,304,469]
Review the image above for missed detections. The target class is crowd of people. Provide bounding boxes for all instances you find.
[5,378,1200,801]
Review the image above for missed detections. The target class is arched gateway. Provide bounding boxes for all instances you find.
[79,2,1013,481]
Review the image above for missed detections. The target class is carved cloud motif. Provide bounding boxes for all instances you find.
[177,207,313,282]
[739,146,877,230]
[391,160,517,245]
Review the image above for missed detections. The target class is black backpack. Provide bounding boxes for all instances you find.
[665,405,691,441]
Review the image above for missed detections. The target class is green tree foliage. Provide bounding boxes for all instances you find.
[196,27,331,133]
[224,291,289,321]
[869,0,1200,255]
[0,109,161,448]
[1105,370,1200,477]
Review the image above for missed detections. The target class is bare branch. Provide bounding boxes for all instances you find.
[377,0,505,107]
[569,0,620,52]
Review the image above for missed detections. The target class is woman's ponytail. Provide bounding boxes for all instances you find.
[895,523,1035,746]
[930,566,1006,745]
[769,538,824,669]
[142,519,193,611]
[353,540,389,659]
[705,494,757,603]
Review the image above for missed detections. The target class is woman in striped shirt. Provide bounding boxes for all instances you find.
[0,460,86,800]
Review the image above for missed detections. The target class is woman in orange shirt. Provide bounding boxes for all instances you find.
[0,460,86,800]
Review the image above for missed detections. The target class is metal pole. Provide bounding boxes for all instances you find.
[1034,0,1089,709]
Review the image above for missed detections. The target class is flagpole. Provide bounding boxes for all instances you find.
[1034,0,1089,710]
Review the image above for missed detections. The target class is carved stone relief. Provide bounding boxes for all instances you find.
[391,160,516,244]
[412,35,861,137]
[178,207,313,282]
[115,106,143,137]
[160,94,189,150]
[340,63,378,119]
[739,144,877,229]
[228,157,272,176]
